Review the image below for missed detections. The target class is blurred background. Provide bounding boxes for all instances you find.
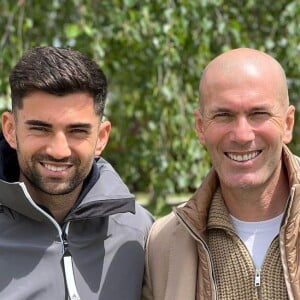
[1,0,300,216]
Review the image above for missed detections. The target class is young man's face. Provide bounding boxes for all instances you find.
[2,91,110,200]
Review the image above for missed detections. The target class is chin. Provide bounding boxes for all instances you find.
[223,177,260,190]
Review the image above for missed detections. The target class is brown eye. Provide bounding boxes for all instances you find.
[250,111,270,119]
[213,112,233,122]
[71,129,88,133]
[69,128,90,138]
[30,126,49,132]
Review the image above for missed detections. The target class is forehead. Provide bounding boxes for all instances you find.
[207,89,275,109]
[199,53,288,112]
[201,71,283,113]
[16,91,98,123]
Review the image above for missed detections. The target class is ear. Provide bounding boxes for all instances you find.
[194,108,206,145]
[2,111,17,149]
[283,105,295,144]
[95,120,111,156]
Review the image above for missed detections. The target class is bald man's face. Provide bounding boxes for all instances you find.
[195,59,295,191]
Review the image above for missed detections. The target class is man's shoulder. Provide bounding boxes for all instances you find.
[146,208,190,250]
[150,211,178,234]
[110,202,154,235]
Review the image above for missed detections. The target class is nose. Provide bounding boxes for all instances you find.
[229,116,255,144]
[45,132,71,159]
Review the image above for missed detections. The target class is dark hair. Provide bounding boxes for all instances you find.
[9,46,107,116]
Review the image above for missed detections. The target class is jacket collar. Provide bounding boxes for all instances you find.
[65,158,136,222]
[207,188,235,233]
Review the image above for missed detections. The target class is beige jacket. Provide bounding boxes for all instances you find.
[142,145,300,300]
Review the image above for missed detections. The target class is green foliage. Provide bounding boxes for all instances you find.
[1,0,300,216]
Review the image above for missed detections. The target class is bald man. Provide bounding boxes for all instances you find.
[142,48,300,300]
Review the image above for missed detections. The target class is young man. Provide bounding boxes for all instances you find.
[142,48,300,299]
[0,46,153,300]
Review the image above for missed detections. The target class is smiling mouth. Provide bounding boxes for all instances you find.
[42,163,71,172]
[225,151,261,162]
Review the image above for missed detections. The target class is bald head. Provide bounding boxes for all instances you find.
[199,48,289,112]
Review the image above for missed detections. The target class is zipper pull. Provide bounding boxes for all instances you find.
[255,269,261,287]
[63,251,81,300]
[62,228,81,300]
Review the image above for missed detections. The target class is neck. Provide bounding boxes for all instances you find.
[43,195,77,223]
[25,184,82,224]
[221,165,289,221]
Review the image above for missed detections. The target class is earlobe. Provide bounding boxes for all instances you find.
[1,112,17,149]
[95,120,111,156]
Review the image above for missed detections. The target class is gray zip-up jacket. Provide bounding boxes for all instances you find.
[0,135,153,300]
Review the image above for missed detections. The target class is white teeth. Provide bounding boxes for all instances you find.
[44,164,68,172]
[227,151,260,162]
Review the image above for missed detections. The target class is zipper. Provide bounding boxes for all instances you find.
[255,268,262,299]
[20,183,81,300]
[62,222,81,300]
[231,225,262,294]
[175,210,218,300]
[255,269,261,287]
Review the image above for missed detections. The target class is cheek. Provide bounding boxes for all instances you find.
[201,123,229,146]
[260,119,286,141]
[74,141,98,158]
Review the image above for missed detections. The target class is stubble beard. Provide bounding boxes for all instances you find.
[18,153,92,197]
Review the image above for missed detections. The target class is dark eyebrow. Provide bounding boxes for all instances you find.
[68,123,92,130]
[24,120,92,130]
[25,120,51,127]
